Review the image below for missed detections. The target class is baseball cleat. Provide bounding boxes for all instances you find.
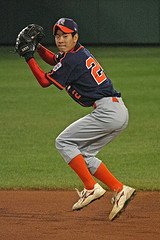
[109,185,136,221]
[72,183,106,211]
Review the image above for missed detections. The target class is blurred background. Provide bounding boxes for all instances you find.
[0,0,160,190]
[1,0,159,46]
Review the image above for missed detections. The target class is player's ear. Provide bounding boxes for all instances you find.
[73,33,78,43]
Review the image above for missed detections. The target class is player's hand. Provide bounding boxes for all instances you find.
[16,41,35,61]
[15,24,45,61]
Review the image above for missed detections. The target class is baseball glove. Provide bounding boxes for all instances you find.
[15,24,45,57]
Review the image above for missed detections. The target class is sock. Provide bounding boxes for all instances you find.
[94,162,123,192]
[69,154,97,190]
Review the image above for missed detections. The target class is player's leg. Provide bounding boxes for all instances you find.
[82,127,135,221]
[81,97,135,219]
[68,154,106,210]
[55,97,134,212]
[77,97,128,192]
[81,128,136,220]
[55,111,111,189]
[68,153,96,190]
[55,114,97,190]
[55,114,109,210]
[82,128,125,192]
[55,97,125,186]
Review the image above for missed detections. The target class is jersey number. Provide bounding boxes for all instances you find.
[86,57,106,85]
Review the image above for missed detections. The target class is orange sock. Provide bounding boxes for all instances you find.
[94,162,123,192]
[69,154,96,190]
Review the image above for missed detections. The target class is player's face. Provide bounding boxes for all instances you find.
[55,29,78,52]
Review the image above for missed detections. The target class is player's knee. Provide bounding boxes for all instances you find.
[55,135,69,154]
[55,136,74,164]
[55,135,63,152]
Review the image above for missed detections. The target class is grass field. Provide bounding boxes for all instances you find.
[0,46,160,190]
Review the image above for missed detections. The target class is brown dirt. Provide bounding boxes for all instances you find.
[0,190,159,240]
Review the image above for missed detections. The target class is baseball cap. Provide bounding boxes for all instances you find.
[53,18,78,35]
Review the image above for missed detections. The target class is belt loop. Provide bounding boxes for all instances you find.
[112,97,119,103]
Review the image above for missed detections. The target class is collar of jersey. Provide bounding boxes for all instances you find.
[69,42,84,53]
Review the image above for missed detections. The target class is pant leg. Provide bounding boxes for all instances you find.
[83,127,127,174]
[82,97,129,174]
[55,113,107,162]
[55,97,129,172]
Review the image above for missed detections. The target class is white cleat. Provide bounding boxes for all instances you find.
[109,185,136,221]
[72,183,106,211]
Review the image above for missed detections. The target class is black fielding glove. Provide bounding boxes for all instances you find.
[15,24,45,61]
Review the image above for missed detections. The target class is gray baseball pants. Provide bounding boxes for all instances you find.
[55,97,129,175]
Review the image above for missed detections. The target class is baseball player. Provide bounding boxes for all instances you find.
[15,18,135,220]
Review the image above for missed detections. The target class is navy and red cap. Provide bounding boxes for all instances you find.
[53,18,78,35]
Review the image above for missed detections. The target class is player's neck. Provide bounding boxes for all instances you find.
[70,42,81,52]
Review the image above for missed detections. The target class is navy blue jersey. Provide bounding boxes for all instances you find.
[46,43,121,107]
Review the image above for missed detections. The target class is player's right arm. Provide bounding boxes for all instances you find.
[26,55,65,90]
[37,44,57,66]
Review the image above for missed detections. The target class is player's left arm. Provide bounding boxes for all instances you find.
[37,44,57,66]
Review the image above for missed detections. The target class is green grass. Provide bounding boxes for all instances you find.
[0,46,160,190]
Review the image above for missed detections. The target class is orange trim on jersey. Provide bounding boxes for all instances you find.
[46,52,67,90]
[59,52,67,62]
[70,45,84,53]
[46,73,64,90]
[75,45,84,52]
[45,44,83,91]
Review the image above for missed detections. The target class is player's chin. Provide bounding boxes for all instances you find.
[58,46,67,52]
[58,46,70,53]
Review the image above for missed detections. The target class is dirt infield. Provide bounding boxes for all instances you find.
[0,190,159,240]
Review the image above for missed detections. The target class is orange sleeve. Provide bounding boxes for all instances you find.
[37,44,57,66]
[27,58,51,88]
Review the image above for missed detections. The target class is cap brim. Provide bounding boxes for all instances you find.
[54,24,74,34]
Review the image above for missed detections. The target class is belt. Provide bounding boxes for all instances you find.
[93,97,119,109]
